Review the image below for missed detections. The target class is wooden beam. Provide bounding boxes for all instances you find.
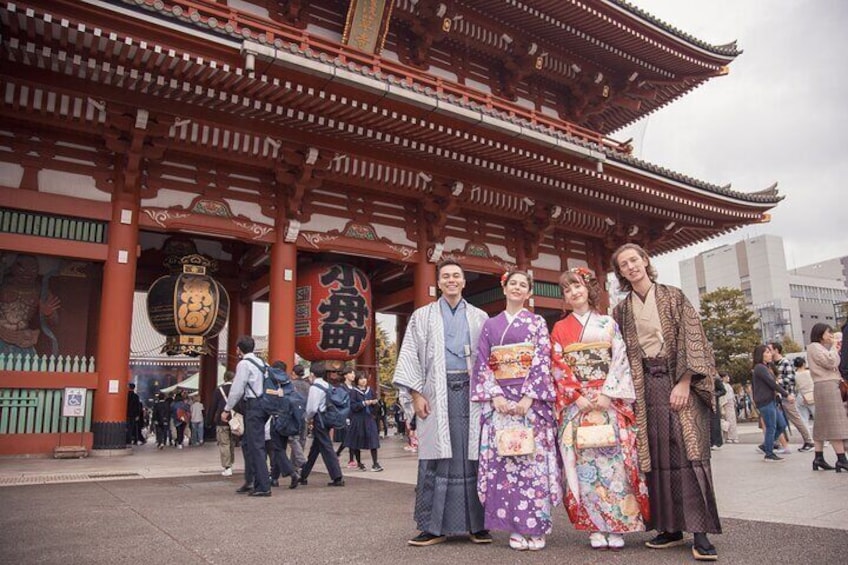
[0,233,108,262]
[374,286,415,312]
[245,272,270,302]
[0,186,111,220]
[0,371,99,389]
[240,245,271,269]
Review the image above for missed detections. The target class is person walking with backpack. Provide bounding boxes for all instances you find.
[335,367,357,470]
[345,370,383,472]
[299,361,346,487]
[267,360,302,490]
[172,392,190,449]
[222,336,272,497]
[289,364,310,473]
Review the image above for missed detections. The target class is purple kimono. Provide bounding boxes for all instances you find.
[471,309,562,536]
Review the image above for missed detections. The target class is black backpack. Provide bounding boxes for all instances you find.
[246,359,305,435]
[313,381,350,429]
[246,359,290,417]
[272,392,307,437]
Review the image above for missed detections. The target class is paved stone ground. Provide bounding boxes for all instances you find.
[0,423,844,564]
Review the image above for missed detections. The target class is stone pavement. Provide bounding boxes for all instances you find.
[0,423,844,564]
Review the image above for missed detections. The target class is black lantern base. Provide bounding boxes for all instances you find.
[92,421,127,450]
[163,336,208,356]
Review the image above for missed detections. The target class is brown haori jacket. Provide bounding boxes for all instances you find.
[613,284,717,473]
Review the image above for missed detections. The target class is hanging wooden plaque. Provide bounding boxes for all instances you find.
[342,0,394,55]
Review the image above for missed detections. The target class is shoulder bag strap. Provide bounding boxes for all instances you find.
[244,358,265,398]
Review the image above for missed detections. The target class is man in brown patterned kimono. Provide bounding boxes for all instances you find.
[611,243,721,562]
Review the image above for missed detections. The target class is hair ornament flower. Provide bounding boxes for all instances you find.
[500,271,510,286]
[571,266,596,284]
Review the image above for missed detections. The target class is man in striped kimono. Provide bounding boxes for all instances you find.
[393,259,491,547]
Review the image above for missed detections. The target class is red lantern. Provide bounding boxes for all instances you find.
[295,263,372,361]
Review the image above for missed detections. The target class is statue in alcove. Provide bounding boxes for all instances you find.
[0,254,61,357]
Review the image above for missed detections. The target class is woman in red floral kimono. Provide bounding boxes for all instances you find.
[551,268,649,551]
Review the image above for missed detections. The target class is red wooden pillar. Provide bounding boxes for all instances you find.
[414,251,437,309]
[199,335,218,414]
[358,306,377,391]
[268,227,296,365]
[92,188,139,450]
[227,291,252,371]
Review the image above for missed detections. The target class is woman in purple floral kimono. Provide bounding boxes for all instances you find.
[471,270,562,551]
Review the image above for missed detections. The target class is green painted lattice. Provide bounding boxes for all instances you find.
[0,389,93,434]
[467,281,562,306]
[0,207,107,243]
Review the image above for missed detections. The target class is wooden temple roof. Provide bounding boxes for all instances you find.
[406,0,740,132]
[0,0,781,257]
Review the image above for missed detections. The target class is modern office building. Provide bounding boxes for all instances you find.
[790,257,848,341]
[680,235,847,344]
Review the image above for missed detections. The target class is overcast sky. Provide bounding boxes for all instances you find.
[619,0,848,285]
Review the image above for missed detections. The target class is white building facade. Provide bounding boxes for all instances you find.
[680,235,847,345]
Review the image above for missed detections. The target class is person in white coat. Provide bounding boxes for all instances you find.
[393,259,491,547]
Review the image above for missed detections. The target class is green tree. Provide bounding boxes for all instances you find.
[699,287,761,383]
[376,321,397,402]
[778,336,803,354]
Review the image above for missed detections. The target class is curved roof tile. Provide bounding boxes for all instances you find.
[607,0,743,57]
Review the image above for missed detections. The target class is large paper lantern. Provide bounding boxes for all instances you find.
[295,263,372,361]
[147,254,230,356]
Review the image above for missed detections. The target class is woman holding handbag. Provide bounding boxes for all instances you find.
[471,270,561,551]
[551,267,649,551]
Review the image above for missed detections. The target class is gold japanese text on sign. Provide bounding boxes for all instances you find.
[342,0,394,55]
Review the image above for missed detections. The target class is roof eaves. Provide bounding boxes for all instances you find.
[608,152,784,205]
[605,0,742,58]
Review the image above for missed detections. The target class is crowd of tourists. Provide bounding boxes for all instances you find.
[211,334,396,496]
[128,388,207,450]
[750,328,848,470]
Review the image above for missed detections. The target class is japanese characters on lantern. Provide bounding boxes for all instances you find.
[295,263,372,361]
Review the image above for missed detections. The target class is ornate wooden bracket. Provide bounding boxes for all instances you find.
[9,134,55,191]
[499,39,538,101]
[264,0,309,29]
[518,204,554,263]
[272,146,330,224]
[398,0,450,69]
[420,178,462,244]
[102,106,171,194]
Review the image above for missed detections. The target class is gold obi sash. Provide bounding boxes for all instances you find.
[488,342,534,385]
[561,341,611,383]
